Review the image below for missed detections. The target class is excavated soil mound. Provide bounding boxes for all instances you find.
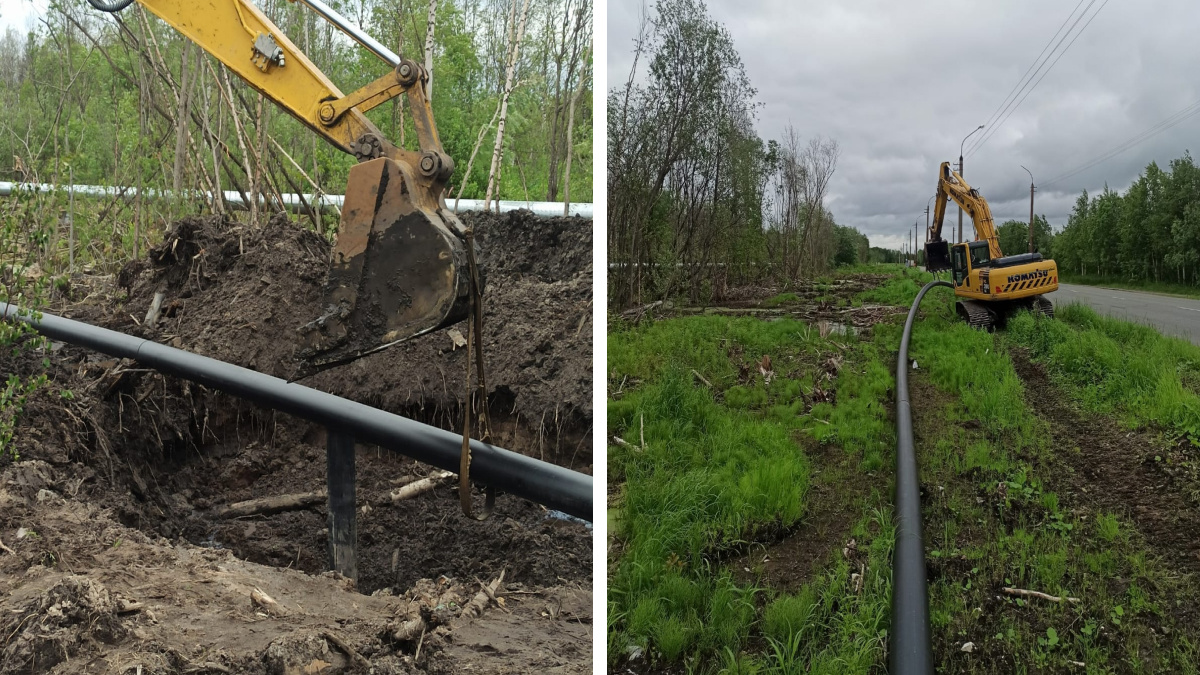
[113,210,592,461]
[1,209,592,672]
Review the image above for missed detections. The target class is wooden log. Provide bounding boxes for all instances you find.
[326,430,358,583]
[117,600,144,613]
[1001,587,1080,604]
[215,471,457,519]
[250,587,281,614]
[390,470,454,503]
[144,291,165,326]
[393,617,426,642]
[460,569,506,620]
[322,631,370,670]
[216,491,327,518]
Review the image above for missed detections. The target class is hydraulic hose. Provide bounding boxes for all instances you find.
[86,0,136,12]
[890,279,952,675]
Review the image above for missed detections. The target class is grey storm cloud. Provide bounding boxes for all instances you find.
[608,0,1200,252]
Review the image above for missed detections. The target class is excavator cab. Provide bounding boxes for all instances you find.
[950,244,968,286]
[968,241,992,268]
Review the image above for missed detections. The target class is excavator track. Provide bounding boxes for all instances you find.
[1032,295,1054,318]
[957,300,996,331]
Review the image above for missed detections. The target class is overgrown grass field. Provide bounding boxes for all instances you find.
[608,313,897,672]
[608,268,1200,673]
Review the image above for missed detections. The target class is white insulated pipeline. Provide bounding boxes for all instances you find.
[0,182,594,220]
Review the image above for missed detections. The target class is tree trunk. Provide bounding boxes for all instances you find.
[424,0,437,100]
[172,42,194,193]
[454,105,500,210]
[562,43,591,215]
[218,66,257,226]
[544,0,578,202]
[483,0,532,210]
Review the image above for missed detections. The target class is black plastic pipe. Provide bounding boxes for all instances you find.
[2,303,592,520]
[890,279,951,675]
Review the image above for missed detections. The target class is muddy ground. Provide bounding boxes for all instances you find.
[1,210,592,673]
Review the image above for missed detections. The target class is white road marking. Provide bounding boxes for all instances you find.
[1176,306,1200,313]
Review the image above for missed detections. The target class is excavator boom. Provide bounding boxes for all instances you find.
[96,0,471,377]
[926,161,1001,269]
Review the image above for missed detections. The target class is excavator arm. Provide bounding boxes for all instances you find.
[927,161,1002,269]
[94,0,471,376]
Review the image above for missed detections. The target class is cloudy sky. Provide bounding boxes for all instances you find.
[1,0,48,34]
[609,0,1200,252]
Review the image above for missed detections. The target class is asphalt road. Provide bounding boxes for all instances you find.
[1048,283,1200,345]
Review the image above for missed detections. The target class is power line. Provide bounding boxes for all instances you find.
[966,0,1088,153]
[966,0,1096,156]
[1045,99,1200,186]
[966,0,1100,157]
[1043,97,1200,187]
[969,0,1112,158]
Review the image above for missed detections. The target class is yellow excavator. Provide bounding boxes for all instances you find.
[87,0,473,377]
[925,162,1057,329]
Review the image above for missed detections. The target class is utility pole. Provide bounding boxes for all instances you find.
[959,124,985,245]
[1022,165,1036,253]
[914,220,919,267]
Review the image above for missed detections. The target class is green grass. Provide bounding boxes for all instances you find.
[856,267,942,307]
[726,509,893,675]
[609,270,1200,672]
[608,314,896,668]
[899,295,1200,673]
[1007,303,1200,441]
[763,292,800,307]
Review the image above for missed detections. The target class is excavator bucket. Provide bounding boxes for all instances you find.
[925,239,952,272]
[293,156,471,378]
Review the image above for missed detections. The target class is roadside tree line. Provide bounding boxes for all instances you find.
[1052,152,1200,284]
[0,0,592,268]
[607,0,877,307]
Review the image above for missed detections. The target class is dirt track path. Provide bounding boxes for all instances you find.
[1011,349,1200,571]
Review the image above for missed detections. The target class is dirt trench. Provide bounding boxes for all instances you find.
[1,209,593,673]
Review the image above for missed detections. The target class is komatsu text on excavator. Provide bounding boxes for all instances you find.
[925,162,1057,330]
[87,0,473,378]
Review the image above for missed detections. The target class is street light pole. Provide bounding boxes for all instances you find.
[959,124,985,244]
[925,195,934,242]
[1021,165,1036,254]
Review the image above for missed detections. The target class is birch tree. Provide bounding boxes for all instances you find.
[483,0,532,211]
